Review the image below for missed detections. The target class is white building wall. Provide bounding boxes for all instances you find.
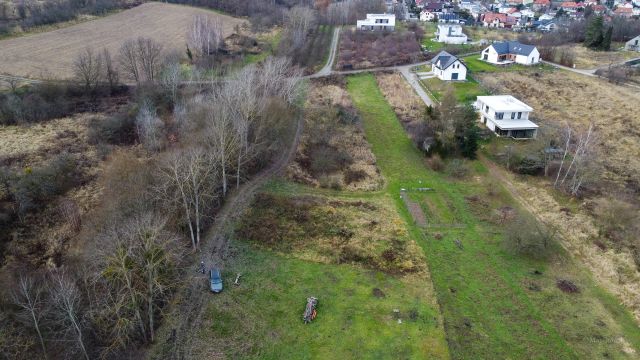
[432,60,467,81]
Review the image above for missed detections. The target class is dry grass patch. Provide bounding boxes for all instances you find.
[0,116,97,168]
[238,193,428,275]
[477,70,640,189]
[559,44,639,69]
[375,72,426,145]
[286,81,383,191]
[0,2,246,78]
[465,27,521,42]
[495,165,640,323]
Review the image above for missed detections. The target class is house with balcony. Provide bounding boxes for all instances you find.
[474,95,538,139]
[357,14,396,31]
[626,35,640,51]
[435,24,468,44]
[480,41,540,65]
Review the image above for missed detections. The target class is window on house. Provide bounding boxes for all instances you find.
[495,112,504,119]
[517,112,522,119]
[511,112,515,119]
[485,105,489,112]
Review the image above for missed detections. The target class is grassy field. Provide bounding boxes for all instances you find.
[461,55,551,74]
[346,73,640,359]
[422,77,488,103]
[0,2,245,78]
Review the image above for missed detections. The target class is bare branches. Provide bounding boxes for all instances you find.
[49,272,89,360]
[73,47,103,91]
[155,147,220,250]
[10,275,49,359]
[187,14,224,58]
[554,123,597,196]
[136,100,165,152]
[119,37,163,84]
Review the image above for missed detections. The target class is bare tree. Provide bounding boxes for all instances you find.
[284,6,317,50]
[554,123,597,196]
[102,48,119,90]
[119,37,163,84]
[1,74,21,93]
[136,100,165,151]
[156,147,220,250]
[49,272,89,360]
[160,59,182,105]
[187,14,224,58]
[73,47,103,91]
[11,274,49,359]
[137,37,163,83]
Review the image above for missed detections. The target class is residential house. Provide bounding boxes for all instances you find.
[538,12,556,20]
[432,51,468,80]
[459,1,485,18]
[613,6,634,17]
[421,9,438,21]
[560,1,584,15]
[535,19,557,31]
[626,35,640,51]
[436,24,468,44]
[481,12,518,27]
[357,14,396,31]
[438,13,463,23]
[533,0,551,11]
[474,95,538,139]
[481,41,540,65]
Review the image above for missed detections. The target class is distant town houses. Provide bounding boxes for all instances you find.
[626,35,640,51]
[356,14,396,31]
[481,41,540,65]
[414,0,638,32]
[432,51,468,81]
[474,95,538,139]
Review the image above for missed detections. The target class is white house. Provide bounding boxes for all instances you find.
[474,95,538,139]
[420,10,438,21]
[480,41,540,65]
[435,24,468,44]
[625,35,640,51]
[431,51,468,81]
[357,13,396,31]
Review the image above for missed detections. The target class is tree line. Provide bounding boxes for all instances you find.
[0,14,304,357]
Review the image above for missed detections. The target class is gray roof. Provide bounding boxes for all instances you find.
[431,51,466,70]
[491,41,537,56]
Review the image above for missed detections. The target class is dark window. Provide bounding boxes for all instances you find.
[496,112,504,119]
[485,105,489,112]
[517,112,522,119]
[511,112,516,119]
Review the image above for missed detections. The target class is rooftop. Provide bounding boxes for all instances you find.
[477,95,533,112]
[491,41,537,56]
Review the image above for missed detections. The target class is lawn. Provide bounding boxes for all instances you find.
[422,77,488,103]
[461,55,551,74]
[346,73,640,359]
[193,243,448,359]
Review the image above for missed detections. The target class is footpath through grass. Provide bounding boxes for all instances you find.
[346,73,640,359]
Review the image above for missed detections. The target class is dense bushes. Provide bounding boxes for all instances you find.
[6,154,78,215]
[503,214,556,259]
[337,29,424,69]
[87,114,137,146]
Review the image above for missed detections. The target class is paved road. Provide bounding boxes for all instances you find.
[398,65,435,107]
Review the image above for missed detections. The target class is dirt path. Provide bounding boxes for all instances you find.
[314,26,340,77]
[149,114,304,360]
[479,155,640,324]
